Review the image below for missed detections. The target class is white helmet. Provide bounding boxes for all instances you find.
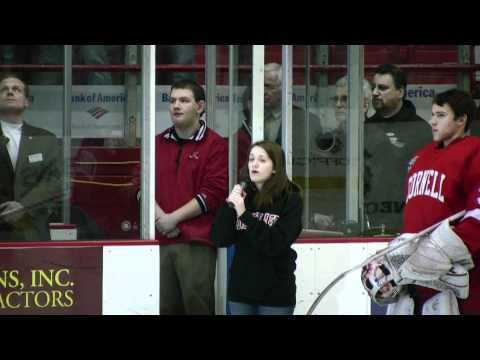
[361,258,403,305]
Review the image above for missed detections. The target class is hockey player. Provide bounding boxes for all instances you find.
[361,88,480,314]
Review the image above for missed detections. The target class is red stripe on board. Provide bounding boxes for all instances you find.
[0,237,394,248]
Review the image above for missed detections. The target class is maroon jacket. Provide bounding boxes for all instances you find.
[155,120,228,246]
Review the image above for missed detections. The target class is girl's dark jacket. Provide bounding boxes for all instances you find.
[210,182,303,307]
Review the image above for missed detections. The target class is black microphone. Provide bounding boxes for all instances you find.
[227,181,248,209]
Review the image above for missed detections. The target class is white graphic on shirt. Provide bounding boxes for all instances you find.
[406,169,446,203]
[386,132,405,148]
[235,211,280,230]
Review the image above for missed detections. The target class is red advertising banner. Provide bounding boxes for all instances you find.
[0,247,102,315]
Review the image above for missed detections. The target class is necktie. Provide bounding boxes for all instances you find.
[265,112,279,142]
[3,133,17,170]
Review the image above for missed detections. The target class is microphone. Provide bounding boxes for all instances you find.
[227,181,248,209]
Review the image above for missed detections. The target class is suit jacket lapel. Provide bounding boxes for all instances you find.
[16,123,33,174]
[0,127,14,175]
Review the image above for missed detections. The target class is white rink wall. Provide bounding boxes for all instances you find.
[293,241,388,315]
[102,245,159,315]
[100,242,389,315]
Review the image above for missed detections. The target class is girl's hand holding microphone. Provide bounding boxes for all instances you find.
[226,183,246,217]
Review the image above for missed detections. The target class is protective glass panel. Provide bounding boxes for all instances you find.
[294,45,348,235]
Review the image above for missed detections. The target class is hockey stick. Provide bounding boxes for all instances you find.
[306,209,466,315]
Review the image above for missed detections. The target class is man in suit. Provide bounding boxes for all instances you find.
[0,74,62,241]
[240,63,323,170]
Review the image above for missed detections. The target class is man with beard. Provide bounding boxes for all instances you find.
[364,64,431,234]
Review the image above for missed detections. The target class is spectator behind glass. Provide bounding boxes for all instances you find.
[364,64,432,234]
[315,75,373,151]
[0,73,62,241]
[240,63,323,185]
[234,85,253,175]
[210,140,303,315]
[310,75,373,231]
[257,63,323,145]
[155,79,228,314]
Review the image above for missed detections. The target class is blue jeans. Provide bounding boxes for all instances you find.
[229,301,294,315]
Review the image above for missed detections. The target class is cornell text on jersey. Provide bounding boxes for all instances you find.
[406,170,446,203]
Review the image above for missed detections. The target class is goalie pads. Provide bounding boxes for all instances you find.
[421,290,460,315]
[386,290,460,315]
[362,220,474,305]
[386,290,414,315]
[397,219,474,285]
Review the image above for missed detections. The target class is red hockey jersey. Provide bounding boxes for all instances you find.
[403,136,480,314]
